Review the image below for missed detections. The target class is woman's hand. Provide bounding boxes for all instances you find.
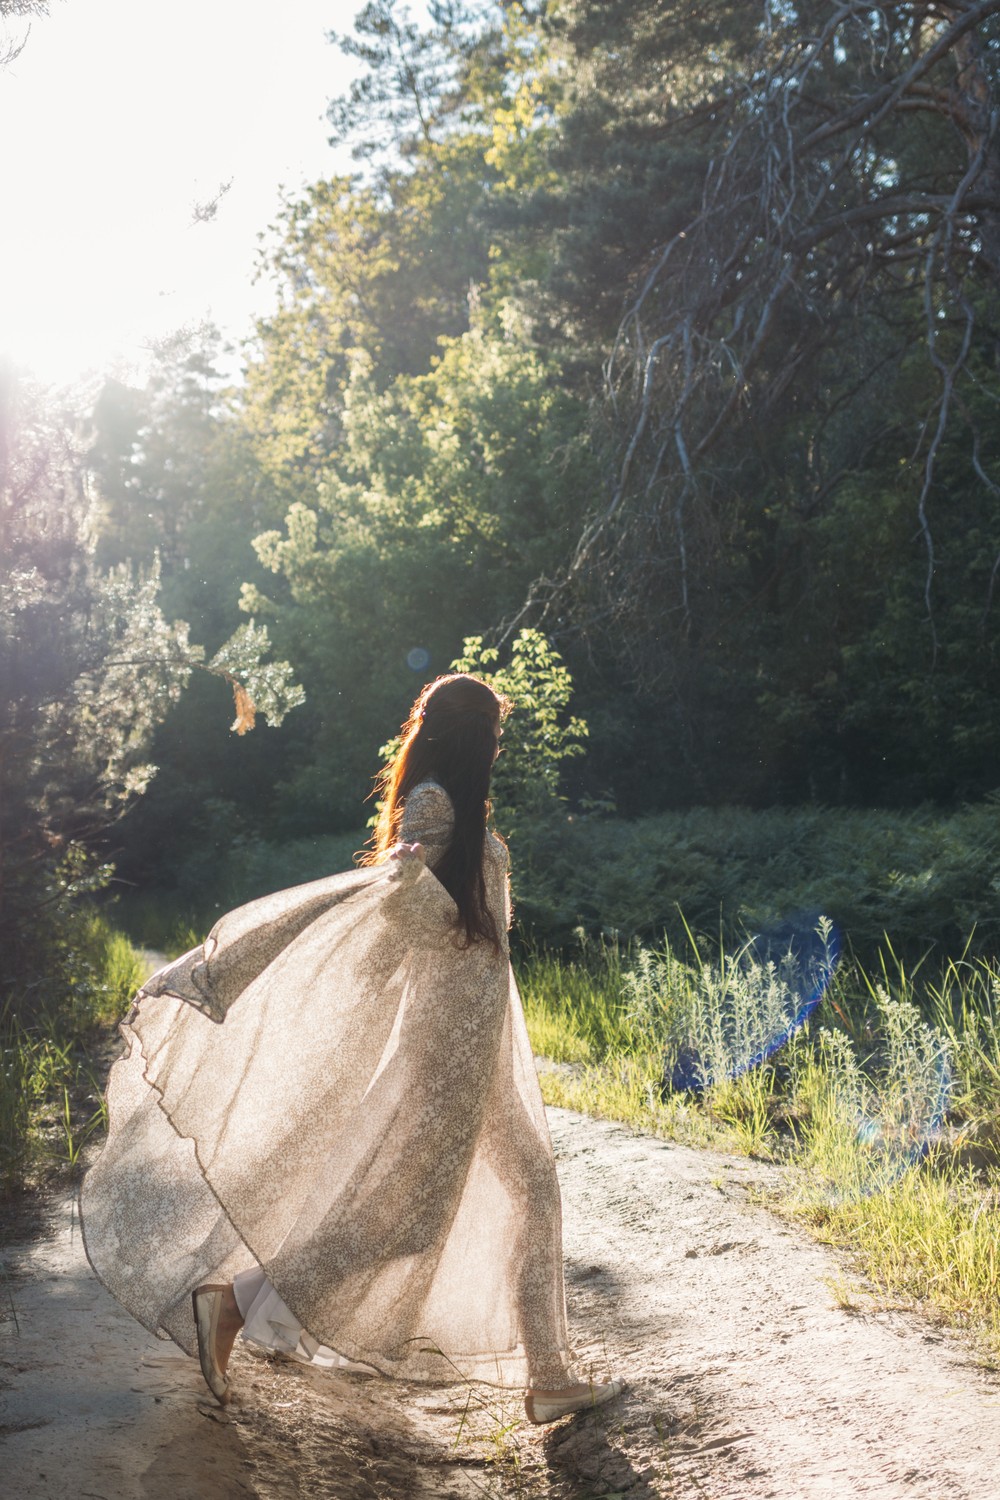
[389,841,425,864]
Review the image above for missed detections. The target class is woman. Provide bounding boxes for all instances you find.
[81,674,621,1425]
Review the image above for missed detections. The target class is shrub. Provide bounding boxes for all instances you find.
[510,799,1000,961]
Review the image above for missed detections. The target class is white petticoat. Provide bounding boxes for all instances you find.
[233,1264,375,1372]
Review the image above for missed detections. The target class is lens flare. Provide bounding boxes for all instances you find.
[652,915,840,1095]
[632,915,953,1200]
[407,647,430,672]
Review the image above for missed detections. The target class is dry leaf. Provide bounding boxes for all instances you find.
[230,681,257,735]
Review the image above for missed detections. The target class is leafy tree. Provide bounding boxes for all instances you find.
[87,330,312,888]
[240,307,596,828]
[452,625,587,833]
[0,367,302,1001]
[242,1,562,484]
[500,0,1000,804]
[372,627,589,931]
[79,0,1000,846]
[327,0,497,161]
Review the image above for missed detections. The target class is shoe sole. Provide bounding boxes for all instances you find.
[524,1380,623,1425]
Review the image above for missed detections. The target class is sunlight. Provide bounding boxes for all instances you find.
[0,0,356,384]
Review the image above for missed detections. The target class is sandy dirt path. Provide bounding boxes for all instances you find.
[2,1107,1000,1499]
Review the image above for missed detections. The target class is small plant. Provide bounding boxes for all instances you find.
[792,991,953,1205]
[622,916,837,1094]
[823,1274,867,1311]
[709,1069,780,1159]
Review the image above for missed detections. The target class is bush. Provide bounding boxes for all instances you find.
[509,799,1000,961]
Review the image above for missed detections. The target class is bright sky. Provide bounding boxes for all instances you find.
[0,0,367,384]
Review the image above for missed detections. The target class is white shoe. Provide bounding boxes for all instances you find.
[523,1377,623,1425]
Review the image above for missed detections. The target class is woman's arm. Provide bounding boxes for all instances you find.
[398,782,454,868]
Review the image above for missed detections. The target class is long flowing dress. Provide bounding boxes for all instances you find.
[80,782,573,1388]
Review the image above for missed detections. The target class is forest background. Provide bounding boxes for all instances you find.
[5,0,1000,1009]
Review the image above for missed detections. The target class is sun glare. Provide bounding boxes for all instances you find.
[0,0,356,386]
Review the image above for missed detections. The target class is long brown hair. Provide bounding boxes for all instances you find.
[363,674,511,947]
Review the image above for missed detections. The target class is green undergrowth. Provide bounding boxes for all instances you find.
[114,796,1000,967]
[514,797,1000,959]
[112,830,366,955]
[516,932,1000,1360]
[0,913,146,1196]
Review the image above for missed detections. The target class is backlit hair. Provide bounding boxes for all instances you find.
[363,673,511,947]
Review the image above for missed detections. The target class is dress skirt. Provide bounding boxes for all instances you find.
[79,783,572,1388]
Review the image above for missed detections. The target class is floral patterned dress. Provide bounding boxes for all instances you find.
[80,782,572,1387]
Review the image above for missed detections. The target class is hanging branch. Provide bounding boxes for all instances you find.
[513,1,1000,687]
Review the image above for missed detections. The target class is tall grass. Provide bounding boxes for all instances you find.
[517,929,1000,1358]
[0,912,144,1195]
[519,939,632,1064]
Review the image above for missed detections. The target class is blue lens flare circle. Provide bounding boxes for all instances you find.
[662,914,841,1096]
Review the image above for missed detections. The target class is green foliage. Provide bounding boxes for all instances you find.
[485,0,1000,807]
[452,627,587,817]
[506,798,1000,958]
[0,356,304,1024]
[113,830,364,949]
[240,315,595,828]
[206,621,305,728]
[520,918,1000,1354]
[82,328,309,902]
[447,627,589,922]
[0,371,185,998]
[0,913,144,1194]
[242,135,500,479]
[791,998,953,1204]
[517,939,629,1065]
[364,627,587,914]
[811,1166,1000,1352]
[623,916,837,1096]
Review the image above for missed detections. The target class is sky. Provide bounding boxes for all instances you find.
[0,0,370,385]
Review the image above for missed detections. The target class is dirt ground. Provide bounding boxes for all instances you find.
[3,1105,1000,1499]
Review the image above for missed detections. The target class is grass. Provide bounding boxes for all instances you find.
[516,927,1000,1360]
[804,1165,1000,1345]
[0,911,145,1195]
[519,940,632,1065]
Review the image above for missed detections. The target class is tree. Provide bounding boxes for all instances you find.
[86,329,318,886]
[0,367,303,1001]
[451,626,587,831]
[240,306,596,828]
[326,0,497,162]
[242,1,555,485]
[505,0,1000,803]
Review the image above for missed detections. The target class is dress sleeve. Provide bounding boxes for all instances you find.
[399,781,454,867]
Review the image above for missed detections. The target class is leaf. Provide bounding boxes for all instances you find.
[230,681,257,736]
